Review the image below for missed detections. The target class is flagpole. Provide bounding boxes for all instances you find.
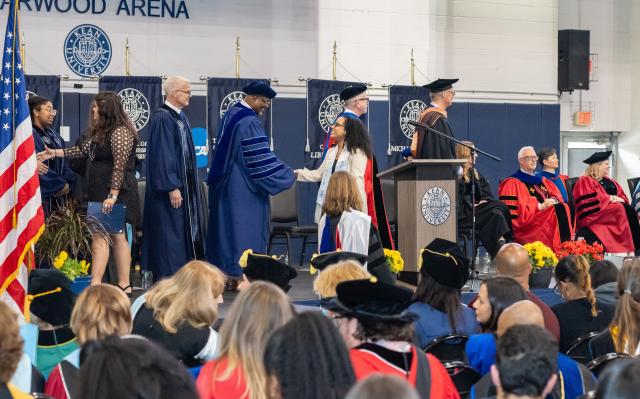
[11,0,18,228]
[125,37,131,76]
[332,41,337,80]
[410,48,415,86]
[20,32,25,72]
[235,37,240,78]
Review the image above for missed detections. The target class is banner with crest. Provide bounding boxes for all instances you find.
[387,85,430,167]
[25,75,62,133]
[206,77,272,157]
[99,76,163,177]
[305,79,361,169]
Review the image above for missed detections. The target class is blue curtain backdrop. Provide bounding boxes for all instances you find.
[387,85,430,167]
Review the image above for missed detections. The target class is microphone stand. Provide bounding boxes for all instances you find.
[408,120,500,290]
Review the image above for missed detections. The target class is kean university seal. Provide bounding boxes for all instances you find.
[220,91,246,118]
[64,24,111,78]
[318,94,344,133]
[118,88,150,130]
[420,186,451,225]
[399,100,427,139]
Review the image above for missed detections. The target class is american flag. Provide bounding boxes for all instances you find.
[0,1,44,315]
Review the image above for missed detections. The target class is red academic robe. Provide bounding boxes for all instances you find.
[573,176,635,253]
[498,172,573,252]
[350,346,460,399]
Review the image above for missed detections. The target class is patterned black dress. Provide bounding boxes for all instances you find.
[64,126,140,227]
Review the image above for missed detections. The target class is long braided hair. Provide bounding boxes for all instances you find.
[555,255,598,317]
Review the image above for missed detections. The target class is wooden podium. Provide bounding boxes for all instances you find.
[379,159,466,284]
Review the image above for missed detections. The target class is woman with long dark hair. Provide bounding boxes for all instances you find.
[38,91,140,294]
[409,238,478,347]
[295,116,371,222]
[472,276,528,333]
[551,254,614,352]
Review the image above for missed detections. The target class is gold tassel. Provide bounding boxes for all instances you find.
[24,287,62,323]
[238,249,253,268]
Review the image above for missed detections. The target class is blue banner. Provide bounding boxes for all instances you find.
[25,75,62,133]
[98,76,162,177]
[387,85,429,167]
[305,79,362,169]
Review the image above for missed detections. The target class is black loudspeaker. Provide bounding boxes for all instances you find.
[558,29,590,92]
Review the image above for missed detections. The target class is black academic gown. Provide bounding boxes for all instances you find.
[416,108,456,159]
[142,104,205,280]
[32,126,75,215]
[457,171,512,257]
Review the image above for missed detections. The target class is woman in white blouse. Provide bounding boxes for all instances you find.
[295,116,372,222]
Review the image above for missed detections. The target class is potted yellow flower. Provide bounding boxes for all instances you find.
[384,248,404,275]
[524,241,558,288]
[52,250,92,294]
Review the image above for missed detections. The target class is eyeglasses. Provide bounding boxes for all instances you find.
[355,97,370,103]
[520,156,539,162]
[44,108,57,116]
[176,89,192,96]
[333,121,345,128]
[448,90,456,97]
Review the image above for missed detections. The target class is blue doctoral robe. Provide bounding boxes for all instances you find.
[409,302,480,348]
[206,103,294,278]
[142,104,205,280]
[32,126,75,214]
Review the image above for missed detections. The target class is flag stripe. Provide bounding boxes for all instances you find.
[0,118,31,175]
[0,170,40,240]
[0,212,43,291]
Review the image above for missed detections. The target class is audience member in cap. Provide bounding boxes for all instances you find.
[45,284,132,399]
[471,243,560,341]
[131,260,224,367]
[573,150,640,254]
[344,374,419,399]
[405,78,458,160]
[551,255,614,353]
[237,250,297,293]
[206,80,294,291]
[314,171,394,283]
[263,312,356,399]
[196,281,293,399]
[409,238,479,347]
[536,147,572,205]
[595,357,640,399]
[466,277,527,375]
[295,117,371,223]
[456,141,512,257]
[498,146,573,252]
[141,76,205,282]
[0,301,33,399]
[327,279,460,398]
[310,250,367,275]
[589,259,619,307]
[29,95,75,216]
[319,84,368,159]
[313,258,371,299]
[491,325,558,399]
[471,301,595,398]
[27,269,79,377]
[589,258,640,359]
[78,335,197,399]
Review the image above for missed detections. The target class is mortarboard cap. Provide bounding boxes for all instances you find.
[419,238,470,290]
[240,251,297,293]
[422,78,459,93]
[242,81,277,99]
[583,150,612,165]
[339,84,367,102]
[310,251,367,273]
[27,269,77,326]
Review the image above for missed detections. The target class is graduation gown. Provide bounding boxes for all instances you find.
[206,103,294,278]
[350,344,460,399]
[498,170,573,252]
[142,104,206,280]
[457,171,512,257]
[410,106,456,159]
[573,176,640,253]
[33,126,75,214]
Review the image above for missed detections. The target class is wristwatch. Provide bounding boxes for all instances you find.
[107,193,118,200]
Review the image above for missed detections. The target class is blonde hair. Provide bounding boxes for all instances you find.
[145,260,225,333]
[70,284,132,345]
[322,171,363,216]
[612,258,640,354]
[313,261,371,298]
[212,282,293,399]
[456,141,479,183]
[0,301,22,383]
[585,161,606,180]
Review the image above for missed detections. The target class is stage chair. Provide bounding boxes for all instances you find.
[423,333,469,363]
[587,352,632,377]
[565,331,600,364]
[442,361,481,398]
[268,182,317,267]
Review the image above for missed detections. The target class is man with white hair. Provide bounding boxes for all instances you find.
[498,146,573,251]
[142,76,205,280]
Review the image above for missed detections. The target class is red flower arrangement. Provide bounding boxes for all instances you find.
[556,240,605,264]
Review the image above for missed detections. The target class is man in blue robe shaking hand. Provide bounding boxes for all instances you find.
[142,76,206,281]
[206,82,295,289]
